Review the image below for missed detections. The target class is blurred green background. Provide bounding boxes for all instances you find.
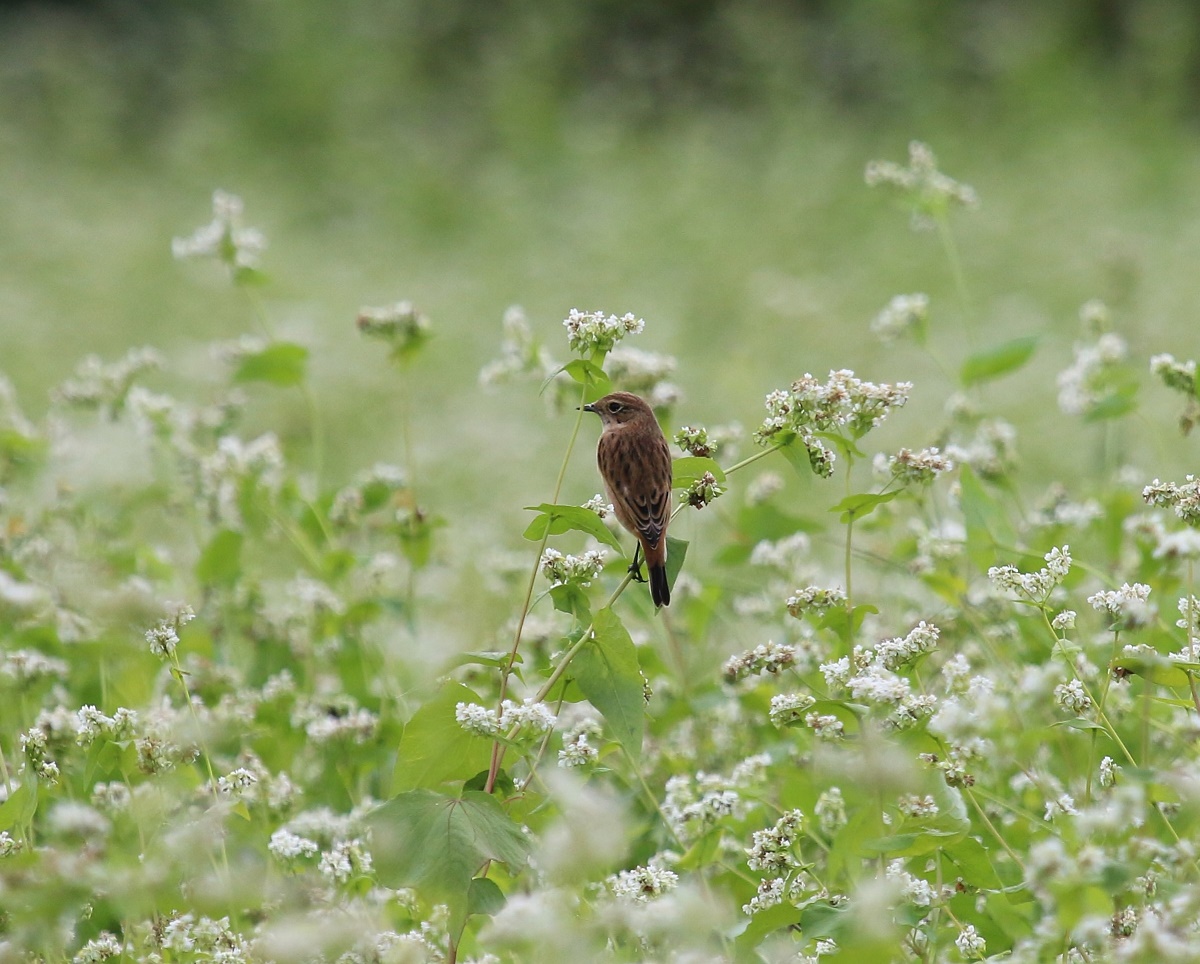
[3,0,1200,541]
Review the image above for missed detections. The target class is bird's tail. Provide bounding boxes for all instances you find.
[649,564,670,608]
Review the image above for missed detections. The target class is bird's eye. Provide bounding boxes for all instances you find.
[607,401,622,414]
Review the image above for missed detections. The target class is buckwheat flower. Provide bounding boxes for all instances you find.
[941,653,971,692]
[749,532,812,569]
[606,345,677,394]
[786,586,847,617]
[805,713,845,741]
[769,693,816,727]
[217,767,259,799]
[76,705,138,745]
[1150,347,1195,390]
[0,831,23,856]
[498,698,556,735]
[455,702,500,737]
[199,433,285,528]
[742,876,787,915]
[55,346,163,418]
[885,447,954,485]
[865,141,979,230]
[608,863,679,902]
[479,305,562,389]
[988,545,1071,601]
[1052,610,1077,631]
[722,641,797,683]
[558,728,600,768]
[1099,756,1120,789]
[172,189,266,270]
[356,300,431,360]
[269,828,319,862]
[746,810,804,872]
[1088,582,1152,619]
[875,621,940,670]
[1154,528,1200,559]
[319,838,372,883]
[1,649,69,686]
[562,308,644,356]
[1145,476,1200,530]
[304,707,378,745]
[870,293,929,343]
[896,794,938,819]
[1045,793,1080,821]
[955,923,986,958]
[885,860,935,908]
[683,471,725,509]
[1057,329,1129,417]
[47,800,110,839]
[145,621,180,659]
[581,494,614,519]
[746,471,784,504]
[814,788,846,835]
[539,548,606,587]
[1054,679,1093,715]
[73,933,124,964]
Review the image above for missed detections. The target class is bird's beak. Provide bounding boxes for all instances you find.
[581,403,596,413]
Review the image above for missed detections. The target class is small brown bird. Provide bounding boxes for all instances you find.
[583,391,673,607]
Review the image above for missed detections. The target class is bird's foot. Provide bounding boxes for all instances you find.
[627,560,648,583]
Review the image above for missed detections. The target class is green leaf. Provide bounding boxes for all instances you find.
[799,901,850,940]
[1052,718,1107,732]
[442,651,523,672]
[941,836,1003,890]
[369,789,530,928]
[562,358,611,390]
[664,535,688,599]
[1111,653,1192,689]
[959,467,1015,568]
[828,490,899,524]
[733,900,803,948]
[391,682,495,794]
[573,607,644,761]
[812,431,865,460]
[818,604,878,646]
[550,582,591,622]
[232,341,309,387]
[523,503,624,553]
[960,336,1039,386]
[1082,385,1139,423]
[0,782,36,832]
[195,529,244,587]
[467,877,507,918]
[671,456,726,490]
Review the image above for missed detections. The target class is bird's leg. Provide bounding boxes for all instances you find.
[628,542,647,583]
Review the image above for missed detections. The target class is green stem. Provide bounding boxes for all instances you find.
[935,212,973,343]
[485,383,591,793]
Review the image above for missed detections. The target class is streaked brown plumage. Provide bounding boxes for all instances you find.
[583,391,672,607]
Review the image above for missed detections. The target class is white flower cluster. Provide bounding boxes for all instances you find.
[558,716,602,768]
[73,932,124,964]
[268,827,320,863]
[75,705,138,746]
[54,347,163,416]
[746,471,785,504]
[988,545,1072,602]
[1144,476,1200,526]
[199,433,285,528]
[815,787,847,834]
[455,699,556,738]
[607,860,679,902]
[562,308,644,356]
[786,586,846,618]
[955,923,987,958]
[580,494,614,520]
[1,649,68,686]
[479,306,559,387]
[745,810,804,872]
[753,370,912,455]
[943,417,1018,481]
[897,794,939,819]
[172,190,266,270]
[356,300,431,358]
[605,345,680,404]
[1051,609,1077,631]
[539,548,606,587]
[144,604,195,661]
[874,621,940,671]
[886,859,935,907]
[1057,324,1128,417]
[148,911,252,961]
[1087,582,1151,619]
[722,640,798,683]
[870,293,929,343]
[879,447,955,485]
[662,772,743,841]
[1151,352,1197,394]
[749,532,811,570]
[329,462,408,525]
[768,692,816,727]
[865,141,980,229]
[1054,679,1093,715]
[318,837,373,883]
[292,699,378,745]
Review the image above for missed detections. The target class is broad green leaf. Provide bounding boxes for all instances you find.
[664,535,689,599]
[941,836,1003,890]
[1052,718,1107,732]
[562,358,611,390]
[195,529,243,587]
[391,682,494,794]
[818,604,878,646]
[959,467,1015,568]
[369,788,530,928]
[1082,387,1138,423]
[0,782,36,832]
[733,900,803,948]
[573,607,644,761]
[523,503,624,553]
[828,490,900,524]
[467,877,507,918]
[442,651,523,672]
[1110,653,1191,689]
[799,901,850,940]
[671,456,726,489]
[960,336,1039,386]
[550,582,591,622]
[812,431,865,460]
[233,341,309,387]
